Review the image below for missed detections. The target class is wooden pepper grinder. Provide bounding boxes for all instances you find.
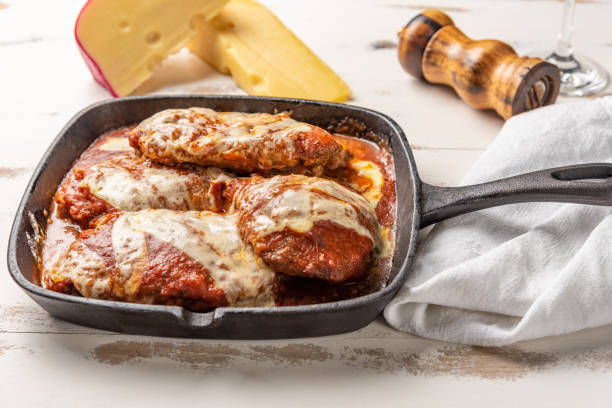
[397,10,561,119]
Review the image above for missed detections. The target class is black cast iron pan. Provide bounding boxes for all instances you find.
[7,95,612,339]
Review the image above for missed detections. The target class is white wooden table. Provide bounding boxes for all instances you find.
[2,0,612,406]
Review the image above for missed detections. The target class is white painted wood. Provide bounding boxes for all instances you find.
[1,0,612,406]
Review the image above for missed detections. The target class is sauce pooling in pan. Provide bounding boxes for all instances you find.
[38,109,396,311]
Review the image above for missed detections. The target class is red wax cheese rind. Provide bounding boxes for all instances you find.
[75,0,229,97]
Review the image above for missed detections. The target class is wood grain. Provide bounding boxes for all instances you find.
[398,9,561,119]
[0,167,29,178]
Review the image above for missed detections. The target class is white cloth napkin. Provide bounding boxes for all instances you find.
[384,97,612,346]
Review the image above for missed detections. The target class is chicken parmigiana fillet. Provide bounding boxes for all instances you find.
[129,108,349,174]
[55,130,235,228]
[228,174,382,283]
[42,210,276,310]
[44,176,383,310]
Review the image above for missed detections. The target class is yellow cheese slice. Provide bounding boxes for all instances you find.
[188,0,351,102]
[75,0,229,96]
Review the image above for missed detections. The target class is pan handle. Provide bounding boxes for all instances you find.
[420,163,612,228]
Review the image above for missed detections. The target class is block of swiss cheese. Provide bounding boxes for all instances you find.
[188,0,351,102]
[76,0,229,96]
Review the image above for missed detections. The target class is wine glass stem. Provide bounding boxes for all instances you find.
[554,0,575,59]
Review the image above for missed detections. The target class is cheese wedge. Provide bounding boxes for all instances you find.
[188,0,351,102]
[75,0,229,97]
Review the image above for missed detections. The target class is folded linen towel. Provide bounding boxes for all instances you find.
[384,97,612,346]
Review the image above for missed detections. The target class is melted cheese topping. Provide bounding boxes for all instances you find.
[134,108,312,168]
[46,241,111,298]
[349,160,384,206]
[84,165,198,211]
[112,215,148,297]
[235,175,379,245]
[82,162,232,212]
[112,210,275,306]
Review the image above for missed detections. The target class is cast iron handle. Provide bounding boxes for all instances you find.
[420,163,612,228]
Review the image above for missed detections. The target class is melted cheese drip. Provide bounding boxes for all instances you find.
[205,166,235,184]
[136,107,310,161]
[99,137,132,151]
[237,176,379,245]
[112,216,148,298]
[46,242,111,298]
[349,160,384,206]
[41,211,80,271]
[112,210,275,306]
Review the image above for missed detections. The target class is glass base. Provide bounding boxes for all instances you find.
[531,51,609,96]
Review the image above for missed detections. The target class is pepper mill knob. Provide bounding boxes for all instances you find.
[398,9,561,119]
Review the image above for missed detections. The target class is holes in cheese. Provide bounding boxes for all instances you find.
[145,31,161,45]
[188,0,351,102]
[75,0,229,97]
